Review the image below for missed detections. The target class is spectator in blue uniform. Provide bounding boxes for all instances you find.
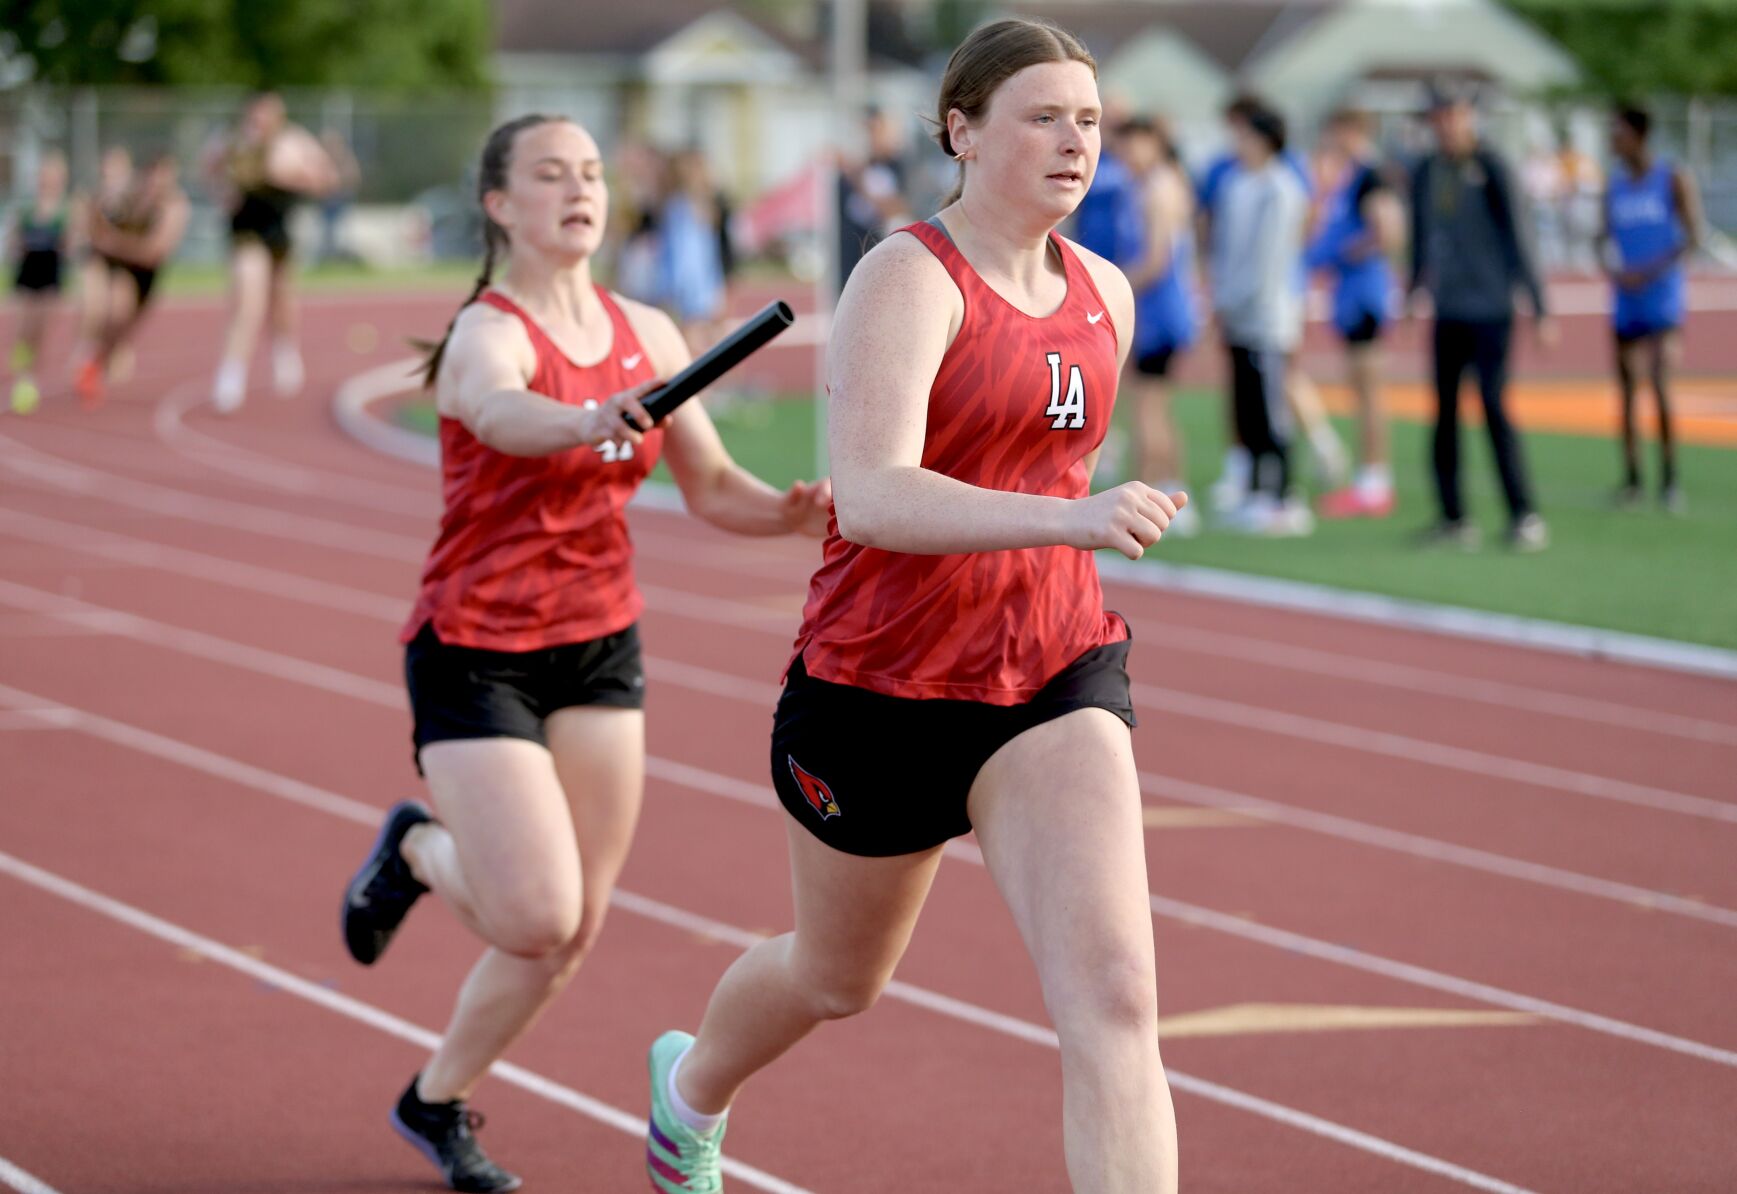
[1599,104,1703,513]
[1307,108,1404,520]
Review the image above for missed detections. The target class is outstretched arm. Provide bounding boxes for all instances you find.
[627,298,832,537]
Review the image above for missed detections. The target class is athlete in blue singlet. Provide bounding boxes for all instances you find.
[1307,109,1403,519]
[1073,137,1143,267]
[1120,116,1200,535]
[1600,104,1703,512]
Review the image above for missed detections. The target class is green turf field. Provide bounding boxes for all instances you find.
[396,390,1737,650]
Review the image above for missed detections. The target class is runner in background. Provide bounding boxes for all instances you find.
[6,150,75,415]
[204,91,340,413]
[72,146,133,382]
[74,153,192,406]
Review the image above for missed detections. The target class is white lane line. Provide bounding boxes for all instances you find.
[155,378,435,516]
[330,361,1737,682]
[17,456,1717,831]
[0,1157,65,1194]
[8,676,1730,1075]
[0,433,428,560]
[0,562,1726,931]
[638,587,1737,826]
[20,411,1737,742]
[1128,681,1737,825]
[0,508,409,622]
[1137,771,1737,927]
[0,708,77,731]
[1098,554,1737,682]
[1132,622,1737,748]
[609,893,1541,1194]
[0,710,1540,1193]
[0,850,810,1194]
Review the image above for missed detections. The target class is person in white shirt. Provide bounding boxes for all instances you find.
[1208,103,1311,535]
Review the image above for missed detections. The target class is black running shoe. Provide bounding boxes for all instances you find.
[391,1077,523,1193]
[342,801,432,965]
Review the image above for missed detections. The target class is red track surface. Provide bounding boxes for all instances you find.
[2,294,1735,1193]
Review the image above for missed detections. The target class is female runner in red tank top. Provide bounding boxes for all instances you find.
[646,20,1184,1194]
[337,115,830,1192]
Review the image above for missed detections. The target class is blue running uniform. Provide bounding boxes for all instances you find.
[1607,160,1686,339]
[1074,151,1143,267]
[1133,214,1199,361]
[1306,160,1395,339]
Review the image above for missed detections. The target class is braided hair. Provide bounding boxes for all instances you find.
[416,114,570,388]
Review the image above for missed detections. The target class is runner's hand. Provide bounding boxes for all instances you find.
[576,380,658,450]
[781,478,833,538]
[1070,483,1185,560]
[1534,315,1560,350]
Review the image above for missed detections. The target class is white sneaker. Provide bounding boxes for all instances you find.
[212,359,247,414]
[1220,493,1278,534]
[1266,497,1316,537]
[1508,513,1548,552]
[272,341,305,398]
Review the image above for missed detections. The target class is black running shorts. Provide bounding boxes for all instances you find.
[403,620,645,772]
[771,633,1136,857]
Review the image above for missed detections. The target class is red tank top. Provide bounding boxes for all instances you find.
[792,220,1127,703]
[402,288,662,651]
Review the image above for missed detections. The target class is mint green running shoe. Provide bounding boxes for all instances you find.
[647,1030,726,1193]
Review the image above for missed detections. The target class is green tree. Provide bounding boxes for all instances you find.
[1502,0,1737,96]
[2,0,492,88]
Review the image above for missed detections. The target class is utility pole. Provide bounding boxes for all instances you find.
[814,0,867,473]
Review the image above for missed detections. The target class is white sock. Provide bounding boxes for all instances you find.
[212,358,247,413]
[666,1044,726,1134]
[271,339,305,397]
[1355,464,1392,499]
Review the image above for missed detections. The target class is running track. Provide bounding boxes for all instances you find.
[1,294,1734,1193]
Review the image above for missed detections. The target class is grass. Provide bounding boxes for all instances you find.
[394,389,1737,651]
[1,260,483,301]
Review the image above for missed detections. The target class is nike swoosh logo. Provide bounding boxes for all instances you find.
[622,354,644,369]
[1086,311,1104,325]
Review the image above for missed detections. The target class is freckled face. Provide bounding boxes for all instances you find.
[951,60,1102,224]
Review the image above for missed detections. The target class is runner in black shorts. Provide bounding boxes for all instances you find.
[8,149,72,415]
[203,92,339,412]
[771,632,1135,856]
[650,20,1184,1193]
[403,621,646,773]
[335,115,829,1192]
[75,152,190,406]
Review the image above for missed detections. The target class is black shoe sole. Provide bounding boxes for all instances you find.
[390,1106,524,1193]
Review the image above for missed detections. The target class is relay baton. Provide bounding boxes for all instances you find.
[629,300,795,427]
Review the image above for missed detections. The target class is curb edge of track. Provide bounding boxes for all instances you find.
[332,357,1737,682]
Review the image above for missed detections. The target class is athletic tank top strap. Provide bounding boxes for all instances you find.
[900,218,1113,336]
[475,286,645,383]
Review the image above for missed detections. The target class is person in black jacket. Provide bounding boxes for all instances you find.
[1409,82,1555,551]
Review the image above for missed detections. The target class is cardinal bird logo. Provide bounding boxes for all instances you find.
[787,756,841,820]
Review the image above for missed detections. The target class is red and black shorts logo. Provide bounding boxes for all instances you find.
[787,756,841,820]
